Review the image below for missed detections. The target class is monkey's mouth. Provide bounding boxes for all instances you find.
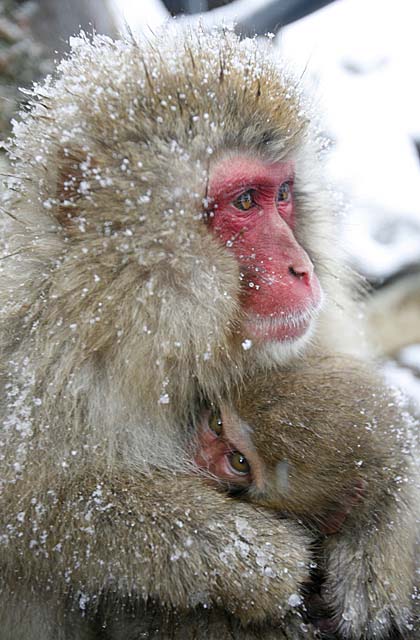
[243,304,321,342]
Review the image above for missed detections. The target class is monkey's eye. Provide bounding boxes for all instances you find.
[209,410,223,436]
[228,451,251,475]
[277,181,291,203]
[233,190,256,212]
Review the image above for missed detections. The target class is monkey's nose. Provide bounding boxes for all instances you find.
[288,261,314,286]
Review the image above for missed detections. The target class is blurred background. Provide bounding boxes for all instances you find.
[1,0,419,402]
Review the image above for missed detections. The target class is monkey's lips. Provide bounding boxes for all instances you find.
[243,306,320,342]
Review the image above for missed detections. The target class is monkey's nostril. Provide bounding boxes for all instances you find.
[289,264,314,286]
[289,265,305,279]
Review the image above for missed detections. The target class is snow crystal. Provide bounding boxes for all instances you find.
[255,544,277,578]
[263,566,276,578]
[235,517,255,539]
[341,607,357,622]
[78,592,90,612]
[234,539,250,558]
[288,593,303,607]
[78,181,90,194]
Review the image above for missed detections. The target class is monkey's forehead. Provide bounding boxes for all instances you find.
[9,28,310,174]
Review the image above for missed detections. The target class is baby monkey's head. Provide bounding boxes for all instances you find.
[194,362,396,533]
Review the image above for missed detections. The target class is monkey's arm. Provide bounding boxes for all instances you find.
[322,476,418,639]
[2,470,312,626]
[102,602,319,640]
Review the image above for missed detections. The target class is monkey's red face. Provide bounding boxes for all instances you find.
[194,406,258,488]
[208,156,322,343]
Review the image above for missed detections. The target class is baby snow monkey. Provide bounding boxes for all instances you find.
[194,356,419,639]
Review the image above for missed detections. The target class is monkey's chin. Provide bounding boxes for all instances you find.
[256,327,315,366]
[243,307,318,343]
[242,304,321,365]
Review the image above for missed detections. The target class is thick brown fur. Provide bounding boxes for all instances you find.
[0,28,369,639]
[231,356,420,638]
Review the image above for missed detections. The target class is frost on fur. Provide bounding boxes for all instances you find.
[0,27,372,639]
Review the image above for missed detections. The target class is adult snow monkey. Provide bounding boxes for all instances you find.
[0,28,370,640]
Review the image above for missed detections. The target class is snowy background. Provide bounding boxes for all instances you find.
[112,0,420,404]
[278,0,420,282]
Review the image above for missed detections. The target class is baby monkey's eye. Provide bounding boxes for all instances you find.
[209,410,223,436]
[233,190,256,212]
[229,451,250,475]
[277,181,291,203]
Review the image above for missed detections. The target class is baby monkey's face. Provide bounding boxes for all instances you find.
[194,403,366,534]
[194,404,286,497]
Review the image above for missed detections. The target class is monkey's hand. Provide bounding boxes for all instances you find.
[321,484,417,639]
[104,472,313,626]
[319,480,366,535]
[6,470,312,627]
